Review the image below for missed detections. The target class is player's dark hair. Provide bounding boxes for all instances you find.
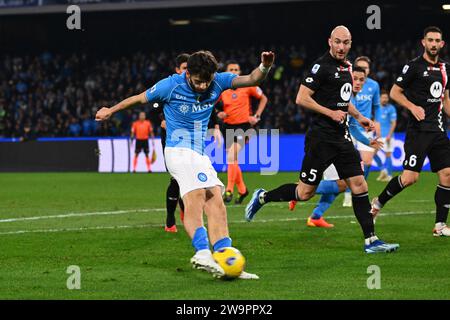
[423,26,443,38]
[353,66,366,75]
[355,56,371,65]
[380,89,389,95]
[225,60,240,69]
[175,53,190,68]
[187,51,218,80]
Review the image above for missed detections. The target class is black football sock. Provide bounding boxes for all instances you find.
[435,185,450,224]
[352,192,375,239]
[263,183,299,203]
[166,178,180,227]
[378,175,405,206]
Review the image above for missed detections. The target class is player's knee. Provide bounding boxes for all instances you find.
[298,188,315,201]
[350,178,368,194]
[438,168,450,185]
[401,173,419,186]
[337,180,347,192]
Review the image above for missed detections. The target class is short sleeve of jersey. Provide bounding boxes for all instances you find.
[301,63,325,92]
[395,63,416,89]
[145,77,173,103]
[249,86,263,99]
[372,82,381,108]
[389,106,397,121]
[215,72,238,91]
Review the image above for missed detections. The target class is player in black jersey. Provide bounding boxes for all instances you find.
[245,26,399,253]
[371,26,450,237]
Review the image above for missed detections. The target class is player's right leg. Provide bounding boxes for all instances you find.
[245,134,326,221]
[372,131,427,217]
[434,167,450,237]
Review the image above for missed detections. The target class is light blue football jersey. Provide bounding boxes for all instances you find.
[375,103,397,137]
[145,72,237,154]
[349,77,381,132]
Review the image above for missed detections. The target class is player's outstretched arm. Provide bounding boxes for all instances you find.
[296,85,346,123]
[231,52,275,89]
[96,92,147,121]
[348,102,374,132]
[390,84,425,121]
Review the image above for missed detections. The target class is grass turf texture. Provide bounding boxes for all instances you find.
[0,172,449,299]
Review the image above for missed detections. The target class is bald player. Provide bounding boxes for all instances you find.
[245,26,399,253]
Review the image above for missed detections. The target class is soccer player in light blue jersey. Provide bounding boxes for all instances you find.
[96,50,275,279]
[342,56,381,207]
[375,90,397,182]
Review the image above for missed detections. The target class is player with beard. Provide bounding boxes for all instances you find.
[371,26,450,237]
[245,26,399,253]
[96,50,275,278]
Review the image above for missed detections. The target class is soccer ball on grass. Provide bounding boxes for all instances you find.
[212,247,246,279]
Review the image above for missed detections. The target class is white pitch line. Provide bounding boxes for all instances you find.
[0,210,434,236]
[0,208,164,223]
[0,199,432,224]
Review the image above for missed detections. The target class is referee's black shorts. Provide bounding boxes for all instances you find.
[135,139,149,154]
[221,122,254,149]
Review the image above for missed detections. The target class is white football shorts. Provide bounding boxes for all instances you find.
[164,147,224,198]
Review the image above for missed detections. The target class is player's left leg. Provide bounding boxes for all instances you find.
[165,177,180,233]
[144,142,151,172]
[346,175,399,253]
[434,167,450,237]
[232,142,249,204]
[203,186,258,279]
[224,144,237,203]
[307,179,347,228]
[183,188,225,278]
[336,142,398,253]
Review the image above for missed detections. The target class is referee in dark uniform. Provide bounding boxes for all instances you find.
[371,26,450,237]
[245,26,399,253]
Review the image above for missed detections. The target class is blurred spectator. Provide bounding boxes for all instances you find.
[0,43,448,138]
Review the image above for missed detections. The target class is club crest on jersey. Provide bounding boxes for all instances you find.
[197,172,208,182]
[210,92,217,99]
[232,93,238,99]
[423,71,429,77]
[305,77,313,83]
[340,83,352,101]
[179,104,190,114]
[312,64,320,74]
[430,81,443,98]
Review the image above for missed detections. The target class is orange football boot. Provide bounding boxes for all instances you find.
[288,200,297,211]
[307,217,334,228]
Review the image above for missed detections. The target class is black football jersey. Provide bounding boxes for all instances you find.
[395,56,449,132]
[301,52,354,142]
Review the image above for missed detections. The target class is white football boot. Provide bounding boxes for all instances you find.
[190,249,225,278]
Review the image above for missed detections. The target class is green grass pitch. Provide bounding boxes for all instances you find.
[0,171,449,299]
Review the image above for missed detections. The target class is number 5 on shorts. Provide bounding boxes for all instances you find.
[308,169,318,182]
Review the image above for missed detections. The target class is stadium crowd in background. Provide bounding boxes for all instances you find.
[0,41,449,139]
